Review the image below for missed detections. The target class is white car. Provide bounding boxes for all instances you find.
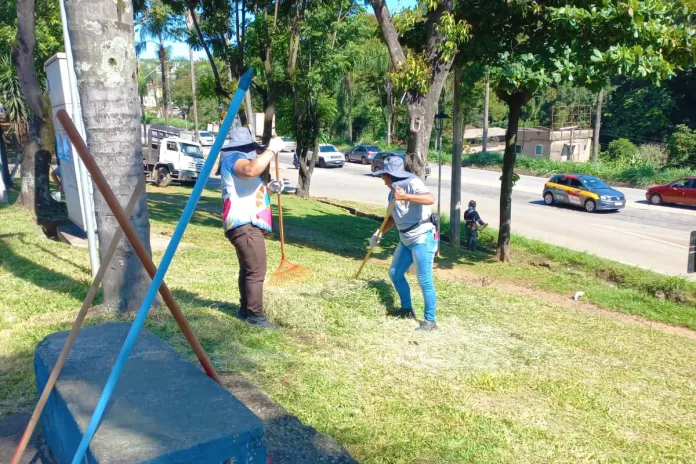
[198,131,214,146]
[295,144,345,168]
[281,137,296,153]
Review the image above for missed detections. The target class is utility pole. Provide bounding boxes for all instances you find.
[592,88,604,163]
[186,11,199,140]
[482,74,490,153]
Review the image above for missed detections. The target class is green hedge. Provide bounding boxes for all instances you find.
[464,152,696,187]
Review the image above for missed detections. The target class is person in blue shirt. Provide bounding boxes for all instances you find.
[463,200,487,251]
[367,156,439,331]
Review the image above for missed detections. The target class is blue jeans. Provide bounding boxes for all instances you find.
[389,230,438,322]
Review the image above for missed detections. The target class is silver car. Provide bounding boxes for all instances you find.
[346,145,382,165]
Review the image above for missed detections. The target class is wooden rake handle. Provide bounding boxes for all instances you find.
[274,152,287,260]
[355,197,397,279]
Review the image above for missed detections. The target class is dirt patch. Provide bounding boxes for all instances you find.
[433,264,696,342]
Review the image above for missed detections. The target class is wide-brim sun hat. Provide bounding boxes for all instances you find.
[366,155,416,180]
[216,127,265,174]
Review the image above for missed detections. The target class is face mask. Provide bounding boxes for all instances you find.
[468,206,475,211]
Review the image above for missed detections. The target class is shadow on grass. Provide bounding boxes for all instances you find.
[368,280,398,313]
[0,234,91,302]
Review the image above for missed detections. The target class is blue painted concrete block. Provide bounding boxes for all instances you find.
[34,323,266,463]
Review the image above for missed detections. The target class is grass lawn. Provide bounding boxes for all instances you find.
[2,185,696,463]
[323,198,696,332]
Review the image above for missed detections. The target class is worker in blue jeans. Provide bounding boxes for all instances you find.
[367,156,439,331]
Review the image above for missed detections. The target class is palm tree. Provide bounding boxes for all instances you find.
[63,0,153,311]
[137,0,182,128]
[0,55,28,144]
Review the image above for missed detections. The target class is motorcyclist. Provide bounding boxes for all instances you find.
[463,200,487,251]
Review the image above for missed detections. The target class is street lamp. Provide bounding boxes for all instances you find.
[434,109,449,252]
[217,100,223,134]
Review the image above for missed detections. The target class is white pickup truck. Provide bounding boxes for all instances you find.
[144,126,205,187]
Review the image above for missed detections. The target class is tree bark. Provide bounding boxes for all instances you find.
[158,33,169,127]
[592,88,604,163]
[482,75,489,153]
[0,126,13,189]
[186,11,199,137]
[385,76,393,146]
[345,72,353,143]
[450,64,463,248]
[495,90,532,263]
[14,0,54,212]
[64,0,153,312]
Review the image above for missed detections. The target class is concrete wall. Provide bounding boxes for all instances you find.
[517,128,593,162]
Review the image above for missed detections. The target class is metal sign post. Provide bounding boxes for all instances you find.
[689,231,695,274]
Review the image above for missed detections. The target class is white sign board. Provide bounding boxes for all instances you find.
[44,53,92,231]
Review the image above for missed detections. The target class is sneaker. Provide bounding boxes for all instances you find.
[236,309,249,320]
[246,316,279,329]
[415,320,438,332]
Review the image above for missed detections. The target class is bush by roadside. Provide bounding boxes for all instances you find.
[464,151,696,187]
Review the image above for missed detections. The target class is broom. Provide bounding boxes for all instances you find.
[268,152,308,285]
[355,197,397,279]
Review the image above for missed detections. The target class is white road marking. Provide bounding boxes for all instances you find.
[593,223,688,249]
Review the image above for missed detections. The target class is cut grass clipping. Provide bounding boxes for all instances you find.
[2,185,696,463]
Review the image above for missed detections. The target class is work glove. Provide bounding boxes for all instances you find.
[267,137,284,155]
[369,230,382,248]
[268,180,283,194]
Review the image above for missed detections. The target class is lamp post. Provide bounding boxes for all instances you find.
[217,100,223,134]
[434,110,449,252]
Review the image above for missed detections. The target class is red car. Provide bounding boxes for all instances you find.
[646,177,696,206]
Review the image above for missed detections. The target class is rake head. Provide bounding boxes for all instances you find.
[268,258,309,286]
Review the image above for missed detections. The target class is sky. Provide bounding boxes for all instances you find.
[137,0,418,60]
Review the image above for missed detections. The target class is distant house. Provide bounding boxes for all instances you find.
[462,126,507,153]
[517,127,594,162]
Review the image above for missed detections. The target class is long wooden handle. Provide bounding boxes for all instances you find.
[274,152,287,260]
[11,178,145,464]
[355,197,397,279]
[57,110,221,385]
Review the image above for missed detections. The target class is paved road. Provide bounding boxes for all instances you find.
[256,153,694,278]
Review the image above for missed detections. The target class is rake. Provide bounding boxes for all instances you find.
[355,197,397,279]
[268,152,308,285]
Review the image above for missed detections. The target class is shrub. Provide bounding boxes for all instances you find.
[667,125,696,165]
[635,144,669,168]
[603,138,638,163]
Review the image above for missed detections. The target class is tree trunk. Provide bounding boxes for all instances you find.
[158,34,169,128]
[482,75,490,153]
[450,65,463,248]
[495,91,531,263]
[14,0,54,212]
[385,77,393,146]
[297,135,318,198]
[405,98,438,179]
[345,72,353,143]
[64,0,153,312]
[186,11,199,137]
[0,126,12,189]
[592,88,604,163]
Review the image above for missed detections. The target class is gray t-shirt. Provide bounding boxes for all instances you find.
[388,177,435,245]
